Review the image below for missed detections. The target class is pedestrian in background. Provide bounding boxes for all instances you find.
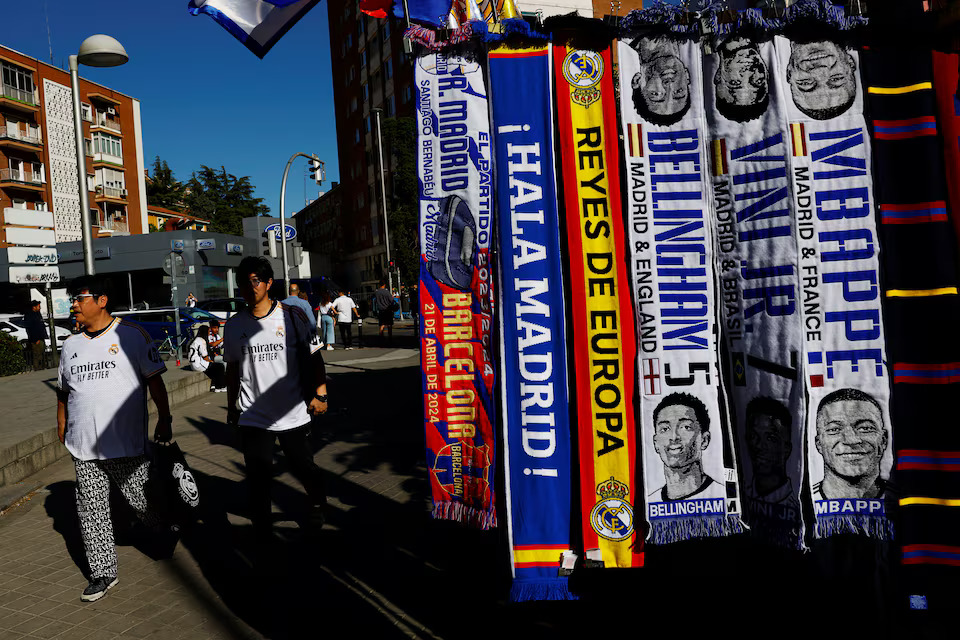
[57,275,172,602]
[316,290,336,351]
[373,280,395,346]
[332,288,359,350]
[284,283,315,322]
[24,299,47,370]
[225,257,328,551]
[185,292,197,308]
[207,319,223,357]
[189,325,226,392]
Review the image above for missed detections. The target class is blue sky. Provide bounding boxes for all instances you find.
[4,1,337,218]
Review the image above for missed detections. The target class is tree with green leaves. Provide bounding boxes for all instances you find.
[381,117,419,287]
[145,156,186,212]
[183,165,269,236]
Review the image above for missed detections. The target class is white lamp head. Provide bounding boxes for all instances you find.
[77,35,128,68]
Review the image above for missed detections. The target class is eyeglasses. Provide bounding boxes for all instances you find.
[241,278,265,289]
[69,294,99,304]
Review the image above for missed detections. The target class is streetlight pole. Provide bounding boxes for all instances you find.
[373,108,393,294]
[68,35,128,276]
[279,152,323,289]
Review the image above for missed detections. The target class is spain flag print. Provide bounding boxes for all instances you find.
[554,44,641,568]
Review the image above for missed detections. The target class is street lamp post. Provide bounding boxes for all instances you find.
[279,152,323,288]
[69,35,128,276]
[372,108,393,294]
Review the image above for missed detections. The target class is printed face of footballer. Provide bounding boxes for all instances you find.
[653,404,710,469]
[632,37,691,118]
[786,41,857,119]
[815,400,887,482]
[747,414,791,476]
[716,37,767,107]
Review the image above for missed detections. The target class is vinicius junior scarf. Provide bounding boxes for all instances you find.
[490,45,576,600]
[618,32,744,544]
[775,35,894,540]
[703,34,806,550]
[416,52,498,529]
[554,43,642,568]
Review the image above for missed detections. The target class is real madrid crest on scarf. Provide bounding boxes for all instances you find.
[554,42,642,568]
[560,49,603,107]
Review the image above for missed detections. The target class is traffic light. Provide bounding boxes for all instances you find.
[262,229,278,259]
[389,260,395,269]
[308,156,324,185]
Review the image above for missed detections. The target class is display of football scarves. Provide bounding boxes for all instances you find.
[703,34,805,549]
[775,35,893,540]
[618,33,743,545]
[863,46,960,611]
[416,52,498,529]
[554,44,642,567]
[490,44,576,600]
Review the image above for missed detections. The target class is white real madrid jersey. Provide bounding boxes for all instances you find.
[58,318,166,461]
[224,302,320,431]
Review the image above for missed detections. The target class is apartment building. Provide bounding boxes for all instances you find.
[319,1,607,298]
[0,44,147,252]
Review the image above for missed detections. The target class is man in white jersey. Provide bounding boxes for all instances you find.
[224,257,329,546]
[332,287,359,349]
[57,275,173,602]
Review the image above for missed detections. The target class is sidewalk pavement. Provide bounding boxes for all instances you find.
[0,320,933,639]
[0,326,585,640]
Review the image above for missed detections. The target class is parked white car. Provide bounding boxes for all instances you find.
[0,315,72,350]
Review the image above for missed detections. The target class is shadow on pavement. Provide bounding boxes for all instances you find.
[44,481,88,579]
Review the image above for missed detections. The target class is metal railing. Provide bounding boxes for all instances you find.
[0,84,36,106]
[0,168,44,185]
[94,116,121,133]
[95,185,127,199]
[0,126,41,145]
[100,217,129,233]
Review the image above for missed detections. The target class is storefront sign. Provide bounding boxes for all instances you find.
[9,265,60,284]
[8,246,58,265]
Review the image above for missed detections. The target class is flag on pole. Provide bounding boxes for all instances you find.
[359,0,453,26]
[188,0,321,58]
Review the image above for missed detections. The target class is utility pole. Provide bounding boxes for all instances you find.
[373,108,393,294]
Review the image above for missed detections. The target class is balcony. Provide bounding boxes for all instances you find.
[94,185,127,201]
[0,125,42,150]
[98,217,129,234]
[92,151,123,166]
[0,84,39,113]
[0,168,45,191]
[92,116,121,135]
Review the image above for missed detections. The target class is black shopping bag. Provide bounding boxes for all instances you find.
[149,441,201,532]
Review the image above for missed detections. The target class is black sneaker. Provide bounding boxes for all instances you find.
[81,576,118,602]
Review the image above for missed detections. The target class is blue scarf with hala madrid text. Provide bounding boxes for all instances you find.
[490,44,577,601]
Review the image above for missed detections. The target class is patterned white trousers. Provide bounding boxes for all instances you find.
[74,456,158,579]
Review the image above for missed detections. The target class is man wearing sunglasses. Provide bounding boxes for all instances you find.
[224,256,329,551]
[57,275,173,602]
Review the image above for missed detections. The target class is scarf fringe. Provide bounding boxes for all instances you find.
[649,514,746,545]
[432,500,497,530]
[814,514,894,541]
[510,577,578,602]
[750,524,807,551]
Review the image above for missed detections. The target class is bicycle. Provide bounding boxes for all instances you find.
[152,328,191,361]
